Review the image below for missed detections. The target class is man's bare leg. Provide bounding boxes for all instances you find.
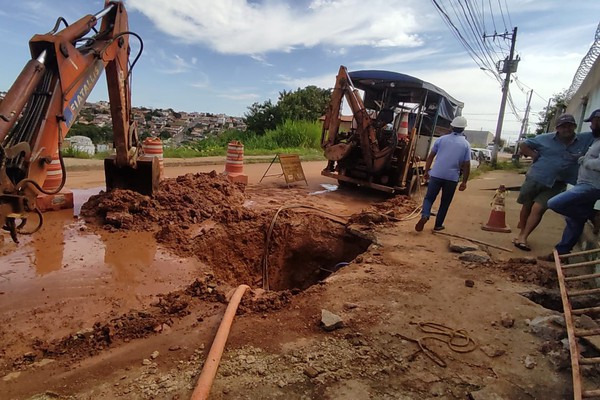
[516,202,546,246]
[517,203,533,231]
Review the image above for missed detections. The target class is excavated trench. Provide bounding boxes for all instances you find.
[184,212,373,291]
[521,288,599,314]
[79,172,418,294]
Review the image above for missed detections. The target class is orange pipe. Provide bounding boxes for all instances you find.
[191,284,250,400]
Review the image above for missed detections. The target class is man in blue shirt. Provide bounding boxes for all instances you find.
[513,113,594,251]
[415,116,471,232]
[539,109,600,260]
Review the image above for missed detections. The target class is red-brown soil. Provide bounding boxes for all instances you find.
[1,161,598,400]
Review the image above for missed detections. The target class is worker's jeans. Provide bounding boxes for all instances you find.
[547,183,600,254]
[421,176,458,228]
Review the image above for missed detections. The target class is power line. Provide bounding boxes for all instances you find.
[512,76,548,103]
[502,0,513,30]
[496,0,509,32]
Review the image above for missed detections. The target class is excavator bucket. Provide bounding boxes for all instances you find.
[104,156,160,196]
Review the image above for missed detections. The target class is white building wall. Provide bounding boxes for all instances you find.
[566,56,600,132]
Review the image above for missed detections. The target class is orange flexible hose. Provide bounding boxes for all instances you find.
[190,284,250,400]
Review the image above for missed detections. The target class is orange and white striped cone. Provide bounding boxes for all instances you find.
[36,151,74,212]
[397,113,409,142]
[482,188,511,233]
[223,141,248,184]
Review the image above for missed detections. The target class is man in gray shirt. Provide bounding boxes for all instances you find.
[540,109,600,259]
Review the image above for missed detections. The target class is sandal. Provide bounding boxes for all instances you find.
[513,241,531,251]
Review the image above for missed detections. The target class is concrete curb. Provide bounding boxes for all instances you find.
[63,155,285,171]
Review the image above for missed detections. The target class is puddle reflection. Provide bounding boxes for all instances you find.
[309,183,339,195]
[71,187,102,215]
[99,230,157,284]
[32,210,70,275]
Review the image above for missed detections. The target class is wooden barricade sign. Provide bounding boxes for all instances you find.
[260,154,308,187]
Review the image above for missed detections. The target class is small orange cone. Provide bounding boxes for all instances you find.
[397,113,409,140]
[224,140,248,184]
[482,185,511,233]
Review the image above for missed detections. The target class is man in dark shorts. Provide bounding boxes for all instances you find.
[514,114,594,251]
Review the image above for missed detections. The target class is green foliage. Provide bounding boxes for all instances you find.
[263,120,321,148]
[277,86,331,122]
[61,147,93,159]
[162,146,205,158]
[67,123,113,144]
[159,130,171,140]
[244,86,331,135]
[536,89,568,134]
[244,100,281,135]
[469,160,526,180]
[182,121,321,157]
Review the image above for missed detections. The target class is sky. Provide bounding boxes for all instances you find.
[0,0,599,144]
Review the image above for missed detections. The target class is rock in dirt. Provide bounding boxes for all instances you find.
[304,365,320,378]
[32,358,56,368]
[321,309,344,331]
[524,355,537,369]
[2,371,21,382]
[577,315,600,351]
[500,312,515,328]
[527,315,566,341]
[459,251,491,263]
[480,345,506,358]
[449,239,479,253]
[346,225,378,244]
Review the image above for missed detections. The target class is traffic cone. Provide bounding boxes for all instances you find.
[397,113,409,140]
[223,141,248,184]
[482,185,511,233]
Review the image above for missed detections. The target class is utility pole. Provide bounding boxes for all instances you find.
[485,27,518,166]
[512,89,533,161]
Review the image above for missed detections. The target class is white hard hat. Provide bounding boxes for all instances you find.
[450,116,467,128]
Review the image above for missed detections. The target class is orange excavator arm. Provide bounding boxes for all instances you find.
[320,65,393,173]
[0,1,158,242]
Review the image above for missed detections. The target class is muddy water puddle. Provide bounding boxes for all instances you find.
[0,209,203,344]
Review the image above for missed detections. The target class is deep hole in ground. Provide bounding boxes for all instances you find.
[186,212,373,291]
[521,288,600,314]
[521,289,564,312]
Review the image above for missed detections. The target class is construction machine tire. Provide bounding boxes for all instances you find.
[338,179,356,188]
[104,155,160,196]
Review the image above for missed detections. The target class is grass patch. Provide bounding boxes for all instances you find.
[470,160,528,180]
[61,148,94,159]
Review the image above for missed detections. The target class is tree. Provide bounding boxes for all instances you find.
[159,130,171,140]
[277,86,332,122]
[535,90,568,134]
[244,86,331,135]
[244,100,282,135]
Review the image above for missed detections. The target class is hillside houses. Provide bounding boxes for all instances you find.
[80,102,247,140]
[0,91,247,142]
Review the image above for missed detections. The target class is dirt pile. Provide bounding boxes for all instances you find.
[81,171,250,231]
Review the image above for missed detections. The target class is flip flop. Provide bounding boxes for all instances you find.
[513,241,531,251]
